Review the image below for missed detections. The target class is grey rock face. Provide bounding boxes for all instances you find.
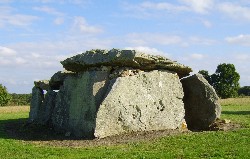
[51,70,110,138]
[49,71,75,90]
[29,86,44,122]
[37,89,57,125]
[181,74,221,130]
[61,49,192,78]
[95,70,185,138]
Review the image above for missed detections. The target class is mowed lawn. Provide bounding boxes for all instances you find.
[0,98,249,159]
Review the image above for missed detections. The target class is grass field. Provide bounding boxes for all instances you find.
[0,98,249,159]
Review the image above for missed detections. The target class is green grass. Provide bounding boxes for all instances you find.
[0,99,249,159]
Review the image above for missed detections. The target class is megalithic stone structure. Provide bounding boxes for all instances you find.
[28,49,221,139]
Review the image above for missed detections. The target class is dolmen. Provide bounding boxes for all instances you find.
[28,49,221,138]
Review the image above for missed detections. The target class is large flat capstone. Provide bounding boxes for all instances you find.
[95,70,186,138]
[181,74,221,130]
[61,49,192,78]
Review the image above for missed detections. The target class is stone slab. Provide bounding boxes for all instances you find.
[181,74,221,130]
[51,70,110,138]
[61,49,192,78]
[95,70,185,138]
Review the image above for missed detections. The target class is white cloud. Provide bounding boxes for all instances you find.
[125,33,217,47]
[202,20,212,28]
[122,0,214,19]
[0,6,38,27]
[189,36,216,45]
[225,34,250,46]
[54,17,64,25]
[138,1,188,12]
[180,0,214,14]
[124,46,167,56]
[34,0,89,5]
[0,46,17,56]
[33,6,64,16]
[72,16,103,34]
[0,14,38,27]
[190,53,205,60]
[33,6,65,25]
[3,35,112,69]
[126,33,182,46]
[15,57,27,65]
[218,2,250,21]
[235,54,250,61]
[0,0,12,3]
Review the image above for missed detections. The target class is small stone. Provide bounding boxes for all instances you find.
[222,119,230,124]
[181,121,188,130]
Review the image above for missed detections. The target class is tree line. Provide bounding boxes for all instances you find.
[0,84,31,106]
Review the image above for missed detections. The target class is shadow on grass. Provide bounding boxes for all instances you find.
[0,118,76,141]
[222,111,250,115]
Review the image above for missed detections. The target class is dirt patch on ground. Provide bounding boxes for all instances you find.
[209,119,242,131]
[4,119,241,148]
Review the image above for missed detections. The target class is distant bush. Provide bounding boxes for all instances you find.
[238,86,250,96]
[8,93,32,106]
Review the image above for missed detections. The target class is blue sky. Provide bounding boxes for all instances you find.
[0,0,250,93]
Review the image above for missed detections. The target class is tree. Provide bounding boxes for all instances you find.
[0,84,12,106]
[238,86,250,96]
[199,63,240,99]
[212,63,240,99]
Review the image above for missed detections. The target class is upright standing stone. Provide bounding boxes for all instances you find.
[95,70,185,138]
[181,74,221,130]
[29,86,44,122]
[52,70,110,138]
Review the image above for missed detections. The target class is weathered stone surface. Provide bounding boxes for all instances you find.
[61,49,192,78]
[37,89,57,125]
[109,67,143,79]
[49,71,75,90]
[181,74,221,130]
[34,80,50,90]
[95,70,185,138]
[28,86,44,122]
[51,70,110,138]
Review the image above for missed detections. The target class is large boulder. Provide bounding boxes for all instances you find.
[51,69,110,138]
[61,49,192,78]
[181,74,221,130]
[95,70,186,138]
